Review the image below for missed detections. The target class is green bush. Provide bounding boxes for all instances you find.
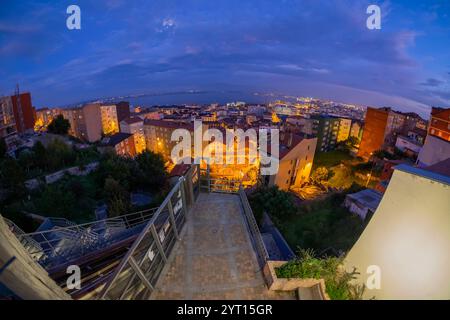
[275,249,365,300]
[248,186,296,223]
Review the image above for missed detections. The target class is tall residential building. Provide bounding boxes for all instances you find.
[417,107,450,167]
[337,118,352,142]
[61,104,102,142]
[357,107,408,159]
[11,92,36,133]
[115,102,131,122]
[285,115,339,152]
[350,120,363,141]
[310,115,340,152]
[0,96,17,149]
[100,102,131,135]
[120,117,146,154]
[100,105,120,135]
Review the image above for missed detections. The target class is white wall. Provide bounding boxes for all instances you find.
[417,134,450,167]
[344,167,450,299]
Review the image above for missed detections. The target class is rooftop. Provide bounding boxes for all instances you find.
[144,119,194,131]
[100,132,133,146]
[347,189,383,211]
[395,163,450,185]
[121,116,143,125]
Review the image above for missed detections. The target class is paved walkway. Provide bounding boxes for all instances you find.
[152,192,294,300]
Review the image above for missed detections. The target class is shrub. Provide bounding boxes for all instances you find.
[275,249,365,300]
[248,186,296,223]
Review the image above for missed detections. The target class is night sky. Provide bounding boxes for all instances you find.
[0,0,449,117]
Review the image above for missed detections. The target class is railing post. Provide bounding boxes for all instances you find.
[167,198,180,240]
[150,224,167,263]
[187,171,195,206]
[207,164,211,192]
[180,178,189,215]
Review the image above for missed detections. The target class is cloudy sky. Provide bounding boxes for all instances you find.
[0,0,449,117]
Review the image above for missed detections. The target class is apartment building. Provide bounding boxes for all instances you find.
[10,92,36,133]
[310,115,340,152]
[350,120,363,141]
[144,119,195,162]
[357,107,409,159]
[428,107,450,141]
[100,105,120,135]
[0,96,17,149]
[337,118,352,142]
[100,102,131,135]
[98,132,136,158]
[285,115,339,152]
[61,104,102,142]
[417,107,450,167]
[34,108,62,131]
[264,133,317,190]
[120,116,146,154]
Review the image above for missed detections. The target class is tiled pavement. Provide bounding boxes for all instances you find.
[152,192,295,300]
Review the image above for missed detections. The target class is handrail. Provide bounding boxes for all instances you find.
[20,208,158,237]
[238,186,269,266]
[98,176,188,299]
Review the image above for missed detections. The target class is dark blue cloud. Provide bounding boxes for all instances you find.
[0,0,449,117]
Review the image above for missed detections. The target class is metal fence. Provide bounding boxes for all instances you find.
[199,165,241,194]
[98,165,199,300]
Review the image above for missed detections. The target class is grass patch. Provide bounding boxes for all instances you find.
[275,192,366,254]
[313,150,353,169]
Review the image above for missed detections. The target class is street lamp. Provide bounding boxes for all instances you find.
[366,160,376,188]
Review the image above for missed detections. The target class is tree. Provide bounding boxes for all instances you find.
[97,153,134,190]
[310,167,331,186]
[0,158,25,197]
[37,184,77,220]
[345,136,359,148]
[45,139,76,170]
[47,115,70,135]
[32,141,47,168]
[104,178,130,217]
[135,151,168,191]
[248,186,296,223]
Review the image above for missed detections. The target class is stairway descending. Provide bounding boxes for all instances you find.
[5,208,157,270]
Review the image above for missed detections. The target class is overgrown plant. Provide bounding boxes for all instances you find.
[275,249,365,300]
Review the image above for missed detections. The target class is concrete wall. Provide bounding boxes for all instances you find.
[416,134,450,167]
[395,136,422,154]
[344,167,450,299]
[0,216,71,300]
[83,104,102,142]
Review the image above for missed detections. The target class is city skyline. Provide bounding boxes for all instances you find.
[0,0,449,118]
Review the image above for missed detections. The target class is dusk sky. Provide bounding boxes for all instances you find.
[0,0,449,117]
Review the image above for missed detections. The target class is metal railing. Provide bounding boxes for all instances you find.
[238,186,269,267]
[209,178,241,193]
[98,165,199,300]
[10,207,158,269]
